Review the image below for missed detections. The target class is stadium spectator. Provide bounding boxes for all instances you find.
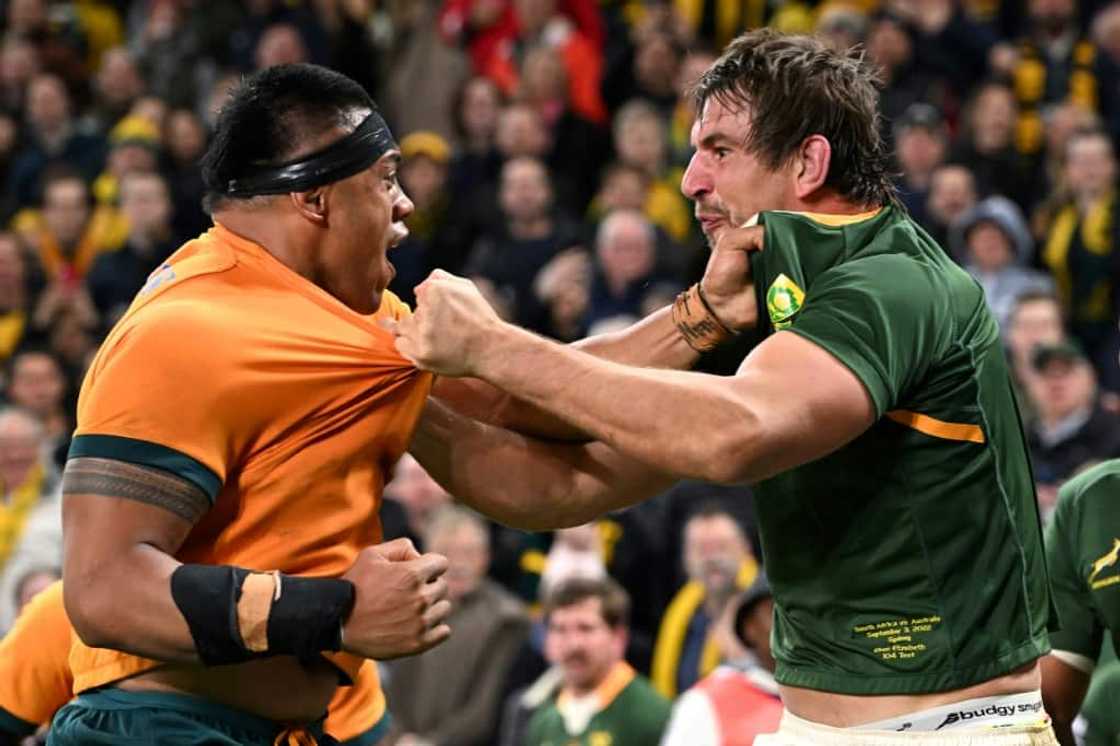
[951,80,1039,211]
[161,107,209,240]
[950,196,1055,331]
[389,131,456,306]
[85,170,177,323]
[525,577,670,746]
[474,0,606,124]
[1040,128,1120,376]
[0,36,40,114]
[520,44,611,214]
[867,15,940,141]
[91,114,161,207]
[17,167,124,285]
[8,73,106,208]
[86,46,145,137]
[254,22,310,70]
[601,27,683,117]
[5,347,70,462]
[892,103,949,227]
[448,76,504,195]
[532,246,591,341]
[382,454,452,551]
[467,156,583,329]
[0,233,35,366]
[1025,340,1120,515]
[923,162,978,248]
[1007,0,1105,158]
[587,210,658,328]
[661,573,782,746]
[652,506,758,699]
[386,506,529,746]
[612,99,691,243]
[0,406,61,633]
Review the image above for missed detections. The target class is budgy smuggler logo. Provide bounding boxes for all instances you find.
[766,274,805,330]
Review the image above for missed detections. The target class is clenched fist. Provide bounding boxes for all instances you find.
[387,270,505,377]
[340,538,452,660]
[700,224,764,330]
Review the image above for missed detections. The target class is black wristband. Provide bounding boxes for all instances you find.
[268,574,356,666]
[171,564,355,667]
[171,564,254,666]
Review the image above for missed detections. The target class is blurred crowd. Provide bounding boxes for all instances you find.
[3,0,1120,743]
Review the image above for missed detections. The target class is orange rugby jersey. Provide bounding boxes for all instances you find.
[67,223,432,699]
[0,581,388,742]
[0,582,72,735]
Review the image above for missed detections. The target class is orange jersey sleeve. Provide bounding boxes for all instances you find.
[0,582,72,735]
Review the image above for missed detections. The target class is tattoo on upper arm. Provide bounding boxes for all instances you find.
[62,457,210,523]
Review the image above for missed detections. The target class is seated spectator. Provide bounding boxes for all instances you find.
[661,574,782,746]
[162,108,210,240]
[0,233,36,365]
[524,577,670,746]
[950,80,1039,211]
[612,99,691,244]
[867,15,940,145]
[86,171,179,324]
[5,347,70,464]
[14,166,125,284]
[481,0,606,125]
[520,44,611,215]
[652,505,759,699]
[587,209,658,327]
[950,195,1054,331]
[90,115,162,207]
[381,454,451,551]
[532,247,591,341]
[0,406,61,633]
[448,76,504,196]
[7,73,106,208]
[388,131,454,306]
[1005,291,1068,423]
[892,103,949,228]
[467,156,583,329]
[386,506,529,746]
[1040,128,1120,374]
[1025,340,1120,516]
[923,163,978,249]
[85,46,145,137]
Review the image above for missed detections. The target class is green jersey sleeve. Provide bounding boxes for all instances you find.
[786,255,948,417]
[1045,497,1105,663]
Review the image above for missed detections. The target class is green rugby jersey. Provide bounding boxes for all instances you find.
[747,205,1054,695]
[1045,460,1120,670]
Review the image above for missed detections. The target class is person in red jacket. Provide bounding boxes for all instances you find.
[661,573,783,745]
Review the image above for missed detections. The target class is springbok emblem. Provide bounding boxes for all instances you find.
[1088,538,1120,588]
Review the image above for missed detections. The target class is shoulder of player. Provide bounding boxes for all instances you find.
[1057,459,1120,515]
[809,254,940,305]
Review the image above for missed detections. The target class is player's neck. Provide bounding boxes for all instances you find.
[212,209,317,283]
[784,190,880,216]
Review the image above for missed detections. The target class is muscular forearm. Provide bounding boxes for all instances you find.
[432,307,700,440]
[65,540,199,663]
[411,399,672,530]
[471,325,765,484]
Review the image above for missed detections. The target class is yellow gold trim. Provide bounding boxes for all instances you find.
[777,207,883,227]
[885,410,986,444]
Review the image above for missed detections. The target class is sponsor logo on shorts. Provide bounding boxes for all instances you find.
[766,274,805,330]
[934,701,1044,730]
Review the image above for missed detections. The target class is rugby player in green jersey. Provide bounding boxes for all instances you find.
[399,30,1059,744]
[1041,460,1120,744]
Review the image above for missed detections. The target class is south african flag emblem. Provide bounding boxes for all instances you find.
[767,273,805,330]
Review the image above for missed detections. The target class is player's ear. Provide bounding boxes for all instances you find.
[289,185,331,225]
[794,135,831,199]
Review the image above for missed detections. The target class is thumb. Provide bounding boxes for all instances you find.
[379,317,400,335]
